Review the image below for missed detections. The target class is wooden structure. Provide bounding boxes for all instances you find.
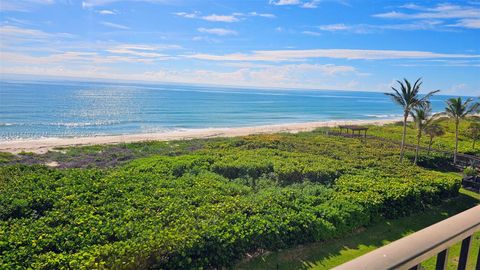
[456,153,480,168]
[462,176,480,193]
[338,125,369,138]
[322,127,480,170]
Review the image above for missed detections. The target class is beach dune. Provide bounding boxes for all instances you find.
[0,119,399,154]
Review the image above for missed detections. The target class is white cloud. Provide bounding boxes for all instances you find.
[174,11,275,22]
[197,27,237,36]
[318,24,351,31]
[374,4,480,19]
[112,44,180,51]
[399,3,423,10]
[248,12,276,18]
[0,25,75,44]
[1,62,363,91]
[1,65,116,80]
[202,14,240,23]
[379,20,444,31]
[301,0,320,9]
[3,17,31,26]
[173,11,200,19]
[269,0,320,8]
[1,51,159,65]
[395,59,480,67]
[315,20,445,33]
[441,83,478,95]
[100,21,130,30]
[105,44,172,58]
[0,25,50,39]
[449,18,480,29]
[450,83,468,90]
[301,30,321,36]
[185,49,480,62]
[0,0,54,12]
[82,0,170,8]
[269,0,301,6]
[2,50,478,94]
[373,3,480,30]
[2,42,180,67]
[96,9,116,15]
[192,36,221,43]
[0,25,179,64]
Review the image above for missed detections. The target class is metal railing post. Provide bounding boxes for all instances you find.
[476,245,480,270]
[435,249,449,270]
[458,236,472,270]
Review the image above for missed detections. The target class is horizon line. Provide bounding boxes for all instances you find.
[1,72,475,97]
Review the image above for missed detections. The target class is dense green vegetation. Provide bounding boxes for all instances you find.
[237,189,480,270]
[443,97,480,163]
[367,117,480,156]
[0,130,463,269]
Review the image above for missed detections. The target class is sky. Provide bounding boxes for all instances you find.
[0,0,479,95]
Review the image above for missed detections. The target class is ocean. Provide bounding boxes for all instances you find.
[0,80,463,140]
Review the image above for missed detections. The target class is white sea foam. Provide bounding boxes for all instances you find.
[52,120,121,127]
[364,114,402,119]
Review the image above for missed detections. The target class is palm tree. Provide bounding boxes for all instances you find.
[384,78,440,162]
[424,124,445,154]
[466,122,480,150]
[410,102,433,164]
[444,97,480,163]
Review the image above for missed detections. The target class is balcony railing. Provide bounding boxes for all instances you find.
[333,205,480,270]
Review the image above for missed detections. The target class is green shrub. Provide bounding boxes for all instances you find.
[463,166,477,177]
[0,131,461,269]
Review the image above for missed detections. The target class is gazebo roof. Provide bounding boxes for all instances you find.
[338,125,369,131]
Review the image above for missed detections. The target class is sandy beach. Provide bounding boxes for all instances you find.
[0,118,399,154]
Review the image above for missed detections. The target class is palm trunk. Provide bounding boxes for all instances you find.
[454,119,459,164]
[428,136,433,155]
[400,113,408,162]
[414,132,421,164]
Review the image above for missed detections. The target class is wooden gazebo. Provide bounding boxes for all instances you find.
[338,125,369,138]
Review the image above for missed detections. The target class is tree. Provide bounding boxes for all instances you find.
[466,122,480,150]
[410,102,433,164]
[424,124,445,154]
[444,97,479,163]
[384,78,439,162]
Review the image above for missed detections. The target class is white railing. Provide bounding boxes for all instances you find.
[333,205,480,270]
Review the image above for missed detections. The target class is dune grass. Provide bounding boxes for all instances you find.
[236,188,479,270]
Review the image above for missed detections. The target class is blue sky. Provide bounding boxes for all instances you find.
[0,0,479,95]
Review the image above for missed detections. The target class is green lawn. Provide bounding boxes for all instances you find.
[236,189,480,270]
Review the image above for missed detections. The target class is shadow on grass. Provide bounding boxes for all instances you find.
[236,190,479,270]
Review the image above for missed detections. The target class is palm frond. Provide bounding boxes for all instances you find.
[384,92,405,107]
[419,90,440,104]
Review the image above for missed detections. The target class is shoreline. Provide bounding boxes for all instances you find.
[0,118,400,154]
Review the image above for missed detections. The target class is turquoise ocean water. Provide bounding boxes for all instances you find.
[0,80,465,140]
